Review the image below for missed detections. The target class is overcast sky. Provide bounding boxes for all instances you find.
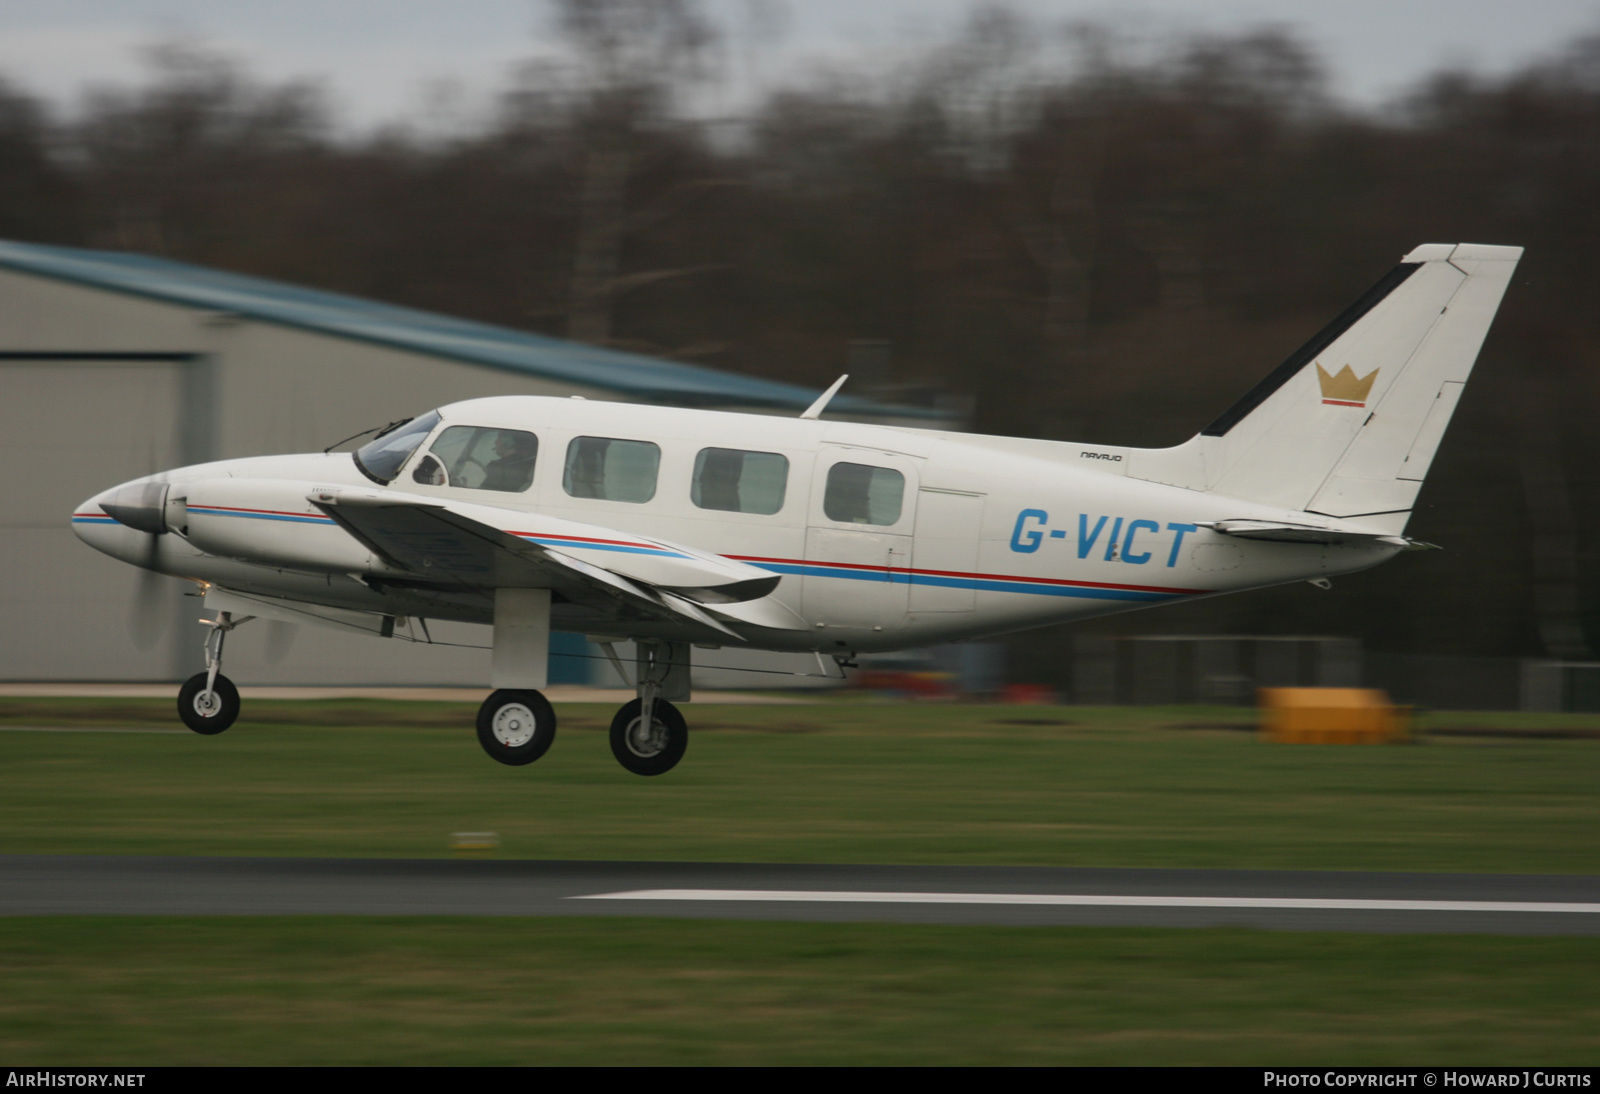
[2,0,1597,132]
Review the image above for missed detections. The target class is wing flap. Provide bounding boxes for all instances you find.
[702,594,811,632]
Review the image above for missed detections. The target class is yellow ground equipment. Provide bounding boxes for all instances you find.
[1257,688,1410,744]
[451,831,500,856]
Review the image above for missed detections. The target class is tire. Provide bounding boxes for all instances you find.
[476,689,557,766]
[178,672,240,735]
[609,698,688,776]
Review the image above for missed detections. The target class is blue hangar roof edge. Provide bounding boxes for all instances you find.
[0,239,938,418]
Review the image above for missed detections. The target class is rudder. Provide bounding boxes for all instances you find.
[1129,243,1521,533]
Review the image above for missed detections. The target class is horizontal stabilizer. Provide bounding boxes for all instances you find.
[1201,519,1437,551]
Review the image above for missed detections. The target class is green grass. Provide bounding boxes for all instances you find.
[6,697,1600,1064]
[2,917,1597,1065]
[0,699,1597,871]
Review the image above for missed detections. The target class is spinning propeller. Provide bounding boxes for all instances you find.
[101,455,175,649]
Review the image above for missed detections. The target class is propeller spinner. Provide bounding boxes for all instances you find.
[101,480,171,535]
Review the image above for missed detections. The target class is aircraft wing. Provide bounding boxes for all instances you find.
[309,488,795,638]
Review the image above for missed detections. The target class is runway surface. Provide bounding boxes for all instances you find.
[5,855,1600,934]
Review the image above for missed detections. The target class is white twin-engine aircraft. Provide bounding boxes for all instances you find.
[73,243,1520,775]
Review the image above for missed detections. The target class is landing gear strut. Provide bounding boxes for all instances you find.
[603,639,690,776]
[178,610,243,734]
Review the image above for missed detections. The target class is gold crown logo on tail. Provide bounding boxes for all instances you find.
[1316,363,1379,407]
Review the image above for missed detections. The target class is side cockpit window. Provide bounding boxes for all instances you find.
[353,411,441,484]
[413,426,539,493]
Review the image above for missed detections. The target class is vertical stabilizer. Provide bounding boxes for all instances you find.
[1127,243,1520,532]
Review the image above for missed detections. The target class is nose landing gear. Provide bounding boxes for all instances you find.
[178,611,244,734]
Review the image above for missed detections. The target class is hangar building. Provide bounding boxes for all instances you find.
[0,239,936,685]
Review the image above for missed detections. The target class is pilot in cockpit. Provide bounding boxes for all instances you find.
[481,430,537,492]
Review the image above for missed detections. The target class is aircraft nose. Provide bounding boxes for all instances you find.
[72,484,126,553]
[72,488,116,545]
[72,478,173,554]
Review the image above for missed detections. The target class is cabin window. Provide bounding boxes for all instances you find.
[353,410,442,484]
[413,425,538,493]
[691,448,788,515]
[823,462,904,526]
[563,436,660,503]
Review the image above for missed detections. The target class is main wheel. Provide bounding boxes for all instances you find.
[609,698,688,776]
[476,689,557,766]
[178,672,240,735]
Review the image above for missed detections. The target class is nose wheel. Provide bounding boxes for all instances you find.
[178,671,239,734]
[177,610,244,734]
[476,689,557,766]
[609,698,688,776]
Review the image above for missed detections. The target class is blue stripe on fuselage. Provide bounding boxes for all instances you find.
[189,507,336,525]
[516,534,689,559]
[752,561,1180,603]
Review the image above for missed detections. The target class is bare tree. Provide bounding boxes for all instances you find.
[544,0,728,346]
[73,39,328,261]
[0,78,77,242]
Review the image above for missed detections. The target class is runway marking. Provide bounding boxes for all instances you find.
[575,890,1600,914]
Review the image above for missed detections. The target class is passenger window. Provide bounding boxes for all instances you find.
[692,448,788,515]
[563,437,660,503]
[824,462,904,526]
[413,425,538,493]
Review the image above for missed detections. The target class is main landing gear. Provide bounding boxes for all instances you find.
[610,697,687,777]
[476,689,557,765]
[178,611,243,734]
[475,639,692,776]
[604,640,689,777]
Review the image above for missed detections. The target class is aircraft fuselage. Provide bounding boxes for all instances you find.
[74,396,1399,655]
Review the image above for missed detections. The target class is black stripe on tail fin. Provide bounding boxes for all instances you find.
[1201,262,1422,437]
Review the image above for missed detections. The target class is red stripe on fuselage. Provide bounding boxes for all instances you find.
[192,504,331,519]
[724,554,1204,595]
[512,530,668,550]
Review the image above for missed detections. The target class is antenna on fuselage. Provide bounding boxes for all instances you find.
[799,374,848,420]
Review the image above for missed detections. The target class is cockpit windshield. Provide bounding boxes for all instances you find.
[353,410,441,484]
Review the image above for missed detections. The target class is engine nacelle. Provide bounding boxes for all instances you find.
[184,478,381,573]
